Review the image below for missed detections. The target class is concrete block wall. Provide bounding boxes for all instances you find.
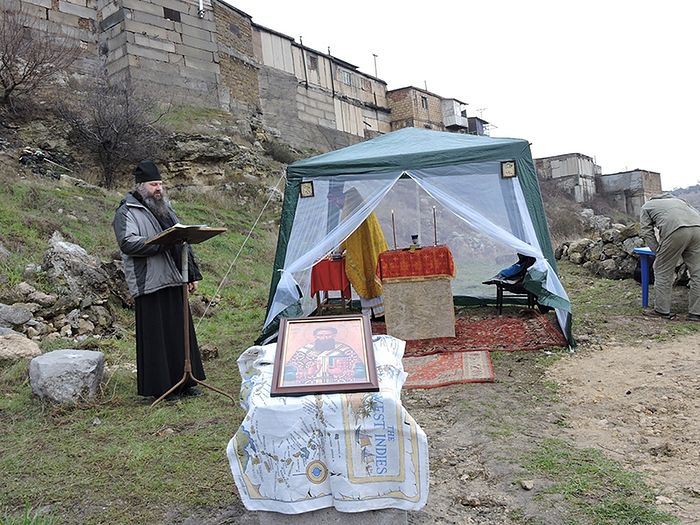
[258,66,360,152]
[596,170,662,217]
[1,0,100,77]
[297,85,338,131]
[421,92,445,130]
[386,89,413,129]
[114,0,221,107]
[642,170,662,195]
[212,0,259,113]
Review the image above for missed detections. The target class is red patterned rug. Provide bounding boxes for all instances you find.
[373,311,567,358]
[403,351,494,389]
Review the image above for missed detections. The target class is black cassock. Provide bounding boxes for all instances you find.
[134,285,205,397]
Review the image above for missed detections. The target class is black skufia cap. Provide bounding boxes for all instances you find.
[134,160,161,184]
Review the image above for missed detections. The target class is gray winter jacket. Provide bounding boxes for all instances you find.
[113,192,200,298]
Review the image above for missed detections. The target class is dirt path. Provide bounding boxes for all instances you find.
[548,334,700,524]
[400,332,700,524]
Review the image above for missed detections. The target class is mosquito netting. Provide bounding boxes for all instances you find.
[263,160,570,338]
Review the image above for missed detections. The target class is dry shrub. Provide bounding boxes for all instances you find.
[539,180,586,244]
[0,8,80,110]
[262,139,299,164]
[58,74,169,189]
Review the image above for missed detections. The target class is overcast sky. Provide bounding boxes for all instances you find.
[226,0,699,191]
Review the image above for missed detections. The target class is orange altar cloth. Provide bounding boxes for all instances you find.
[377,245,456,282]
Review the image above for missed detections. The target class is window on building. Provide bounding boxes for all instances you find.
[420,96,429,109]
[361,78,372,92]
[307,54,318,70]
[338,69,352,86]
[163,7,181,22]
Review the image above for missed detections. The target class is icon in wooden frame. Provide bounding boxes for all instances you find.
[270,314,379,397]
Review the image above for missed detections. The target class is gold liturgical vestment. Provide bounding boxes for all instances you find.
[341,212,388,300]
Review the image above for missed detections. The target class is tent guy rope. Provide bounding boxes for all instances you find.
[194,171,286,329]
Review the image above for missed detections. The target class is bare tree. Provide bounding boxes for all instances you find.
[59,75,170,188]
[0,8,80,109]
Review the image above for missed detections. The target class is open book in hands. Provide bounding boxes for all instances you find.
[171,222,209,229]
[145,223,227,246]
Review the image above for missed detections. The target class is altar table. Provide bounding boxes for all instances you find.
[378,246,456,340]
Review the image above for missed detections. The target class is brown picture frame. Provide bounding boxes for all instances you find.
[270,314,379,397]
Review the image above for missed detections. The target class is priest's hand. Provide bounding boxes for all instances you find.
[188,281,199,294]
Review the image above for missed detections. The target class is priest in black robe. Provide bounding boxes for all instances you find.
[113,160,206,400]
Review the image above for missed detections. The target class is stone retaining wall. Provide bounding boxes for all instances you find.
[555,223,644,280]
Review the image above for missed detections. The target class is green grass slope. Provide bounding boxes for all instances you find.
[0,171,279,524]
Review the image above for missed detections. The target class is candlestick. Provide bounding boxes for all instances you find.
[432,206,438,246]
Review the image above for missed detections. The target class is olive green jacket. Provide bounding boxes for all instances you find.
[640,193,700,252]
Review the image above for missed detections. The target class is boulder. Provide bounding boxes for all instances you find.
[586,243,605,262]
[569,252,585,264]
[29,349,105,404]
[622,236,644,255]
[602,243,625,259]
[0,303,33,327]
[601,228,622,244]
[0,328,42,362]
[567,238,594,255]
[43,232,112,304]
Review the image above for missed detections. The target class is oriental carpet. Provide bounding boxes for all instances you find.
[372,311,567,359]
[403,351,494,390]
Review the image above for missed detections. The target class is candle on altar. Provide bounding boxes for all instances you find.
[432,206,438,245]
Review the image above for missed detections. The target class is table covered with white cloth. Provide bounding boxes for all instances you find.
[226,334,429,514]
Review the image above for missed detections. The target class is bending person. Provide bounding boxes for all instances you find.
[640,192,700,321]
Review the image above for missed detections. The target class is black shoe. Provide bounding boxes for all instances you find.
[642,308,676,320]
[164,393,181,402]
[182,386,203,397]
[687,313,700,322]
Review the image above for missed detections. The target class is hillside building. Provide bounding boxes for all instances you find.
[597,170,662,217]
[535,153,601,203]
[535,152,662,217]
[386,86,470,133]
[467,116,490,136]
[5,0,486,151]
[9,0,660,219]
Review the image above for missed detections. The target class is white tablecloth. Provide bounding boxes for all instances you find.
[227,334,429,514]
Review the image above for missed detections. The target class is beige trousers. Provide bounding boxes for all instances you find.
[653,226,700,315]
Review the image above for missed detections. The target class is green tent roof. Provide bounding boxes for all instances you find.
[287,127,531,179]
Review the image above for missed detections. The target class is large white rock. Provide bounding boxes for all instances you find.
[0,328,41,362]
[29,349,105,404]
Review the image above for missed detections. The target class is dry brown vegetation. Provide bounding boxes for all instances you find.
[0,9,80,110]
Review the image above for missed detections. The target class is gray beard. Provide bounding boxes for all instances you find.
[136,187,171,221]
